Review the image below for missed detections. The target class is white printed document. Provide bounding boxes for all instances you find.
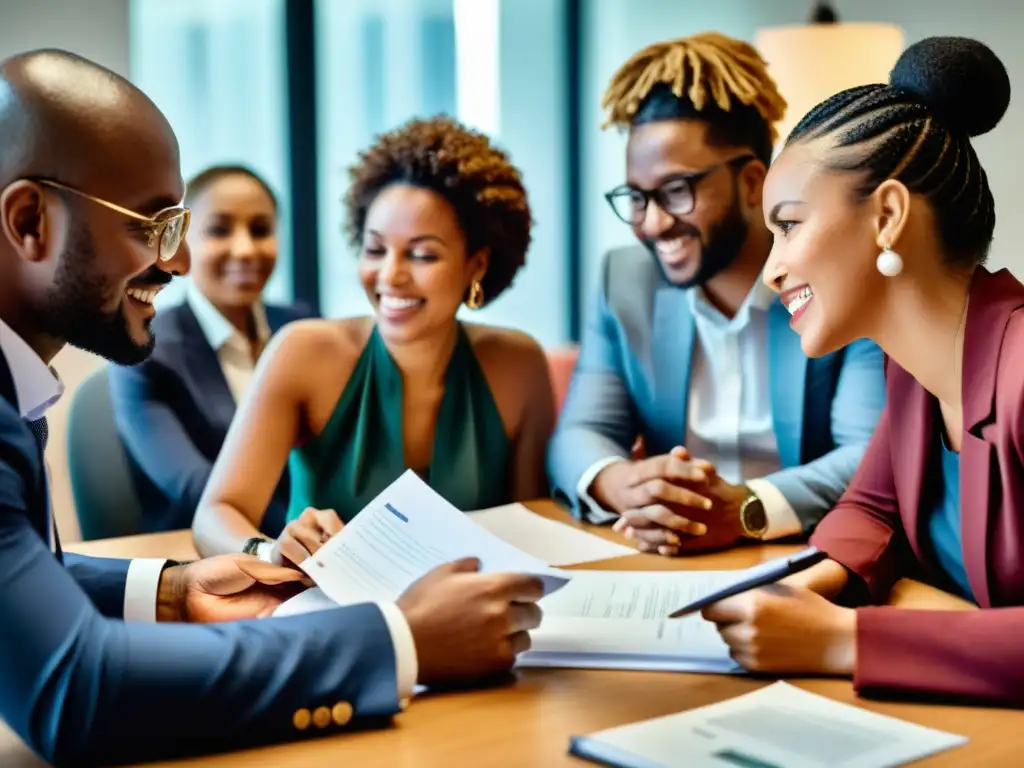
[466,503,635,566]
[273,471,569,617]
[517,570,741,673]
[569,681,968,768]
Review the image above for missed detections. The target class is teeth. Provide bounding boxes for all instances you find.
[786,286,814,315]
[655,237,688,256]
[126,288,157,305]
[380,295,422,311]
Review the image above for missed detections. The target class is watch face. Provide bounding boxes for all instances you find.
[742,498,768,536]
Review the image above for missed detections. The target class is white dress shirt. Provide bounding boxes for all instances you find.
[0,314,419,699]
[187,286,271,404]
[189,290,419,699]
[576,279,802,539]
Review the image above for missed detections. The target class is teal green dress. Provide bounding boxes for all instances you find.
[285,324,511,522]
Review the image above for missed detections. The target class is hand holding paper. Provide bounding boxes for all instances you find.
[296,471,568,606]
[519,551,840,674]
[275,471,567,689]
[397,557,545,686]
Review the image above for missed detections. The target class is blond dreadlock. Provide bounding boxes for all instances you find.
[601,31,787,144]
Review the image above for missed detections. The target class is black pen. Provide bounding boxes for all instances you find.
[667,547,829,619]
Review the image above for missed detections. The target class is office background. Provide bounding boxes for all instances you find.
[1,0,1021,538]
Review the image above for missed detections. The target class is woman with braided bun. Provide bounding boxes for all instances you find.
[701,37,1024,707]
[192,116,555,564]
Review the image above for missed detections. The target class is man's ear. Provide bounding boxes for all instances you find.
[0,181,51,263]
[739,159,767,212]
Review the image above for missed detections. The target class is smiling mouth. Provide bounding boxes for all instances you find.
[653,235,697,266]
[125,286,160,305]
[785,285,814,315]
[378,294,425,313]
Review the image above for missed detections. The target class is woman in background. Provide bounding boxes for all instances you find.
[109,164,312,534]
[192,116,555,564]
[700,37,1024,707]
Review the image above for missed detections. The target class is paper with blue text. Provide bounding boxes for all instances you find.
[274,471,569,616]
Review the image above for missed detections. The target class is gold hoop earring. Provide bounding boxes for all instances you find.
[466,280,484,310]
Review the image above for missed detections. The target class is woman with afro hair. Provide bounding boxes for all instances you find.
[191,116,555,565]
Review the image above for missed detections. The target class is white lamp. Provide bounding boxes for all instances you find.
[755,2,905,149]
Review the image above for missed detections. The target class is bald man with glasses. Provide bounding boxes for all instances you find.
[0,49,543,767]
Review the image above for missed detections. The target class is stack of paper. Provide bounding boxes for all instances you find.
[518,570,741,673]
[274,472,792,678]
[569,682,968,768]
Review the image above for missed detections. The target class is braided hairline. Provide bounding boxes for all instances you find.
[787,84,996,264]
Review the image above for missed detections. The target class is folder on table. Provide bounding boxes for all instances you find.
[569,682,967,768]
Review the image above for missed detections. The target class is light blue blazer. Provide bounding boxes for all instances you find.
[548,246,887,531]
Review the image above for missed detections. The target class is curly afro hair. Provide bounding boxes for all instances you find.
[344,115,533,306]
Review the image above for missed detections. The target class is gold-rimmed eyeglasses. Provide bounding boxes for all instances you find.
[33,178,190,261]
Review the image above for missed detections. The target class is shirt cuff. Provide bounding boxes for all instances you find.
[376,601,418,708]
[123,558,168,622]
[576,456,625,525]
[745,478,802,540]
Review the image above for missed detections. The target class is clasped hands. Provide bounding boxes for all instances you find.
[592,445,749,556]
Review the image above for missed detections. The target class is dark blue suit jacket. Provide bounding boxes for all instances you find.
[108,301,312,535]
[0,350,401,766]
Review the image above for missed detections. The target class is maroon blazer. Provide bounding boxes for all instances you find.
[811,267,1024,707]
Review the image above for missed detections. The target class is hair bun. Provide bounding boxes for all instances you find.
[889,36,1010,138]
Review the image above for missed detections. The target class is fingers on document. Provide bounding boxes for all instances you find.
[493,572,546,602]
[507,602,544,633]
[507,630,532,656]
[446,556,483,573]
[237,558,311,585]
[700,593,750,624]
[278,536,313,567]
[288,523,322,559]
[314,508,344,537]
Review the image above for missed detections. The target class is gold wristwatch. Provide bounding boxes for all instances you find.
[738,487,768,539]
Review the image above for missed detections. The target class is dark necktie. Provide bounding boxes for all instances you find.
[26,416,48,453]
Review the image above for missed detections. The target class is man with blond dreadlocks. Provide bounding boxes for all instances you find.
[548,32,885,555]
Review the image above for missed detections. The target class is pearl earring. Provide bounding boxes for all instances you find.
[876,245,904,277]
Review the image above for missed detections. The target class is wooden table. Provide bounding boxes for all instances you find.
[2,501,1011,767]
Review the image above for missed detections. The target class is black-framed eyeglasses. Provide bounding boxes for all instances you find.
[604,154,755,225]
[31,178,190,261]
